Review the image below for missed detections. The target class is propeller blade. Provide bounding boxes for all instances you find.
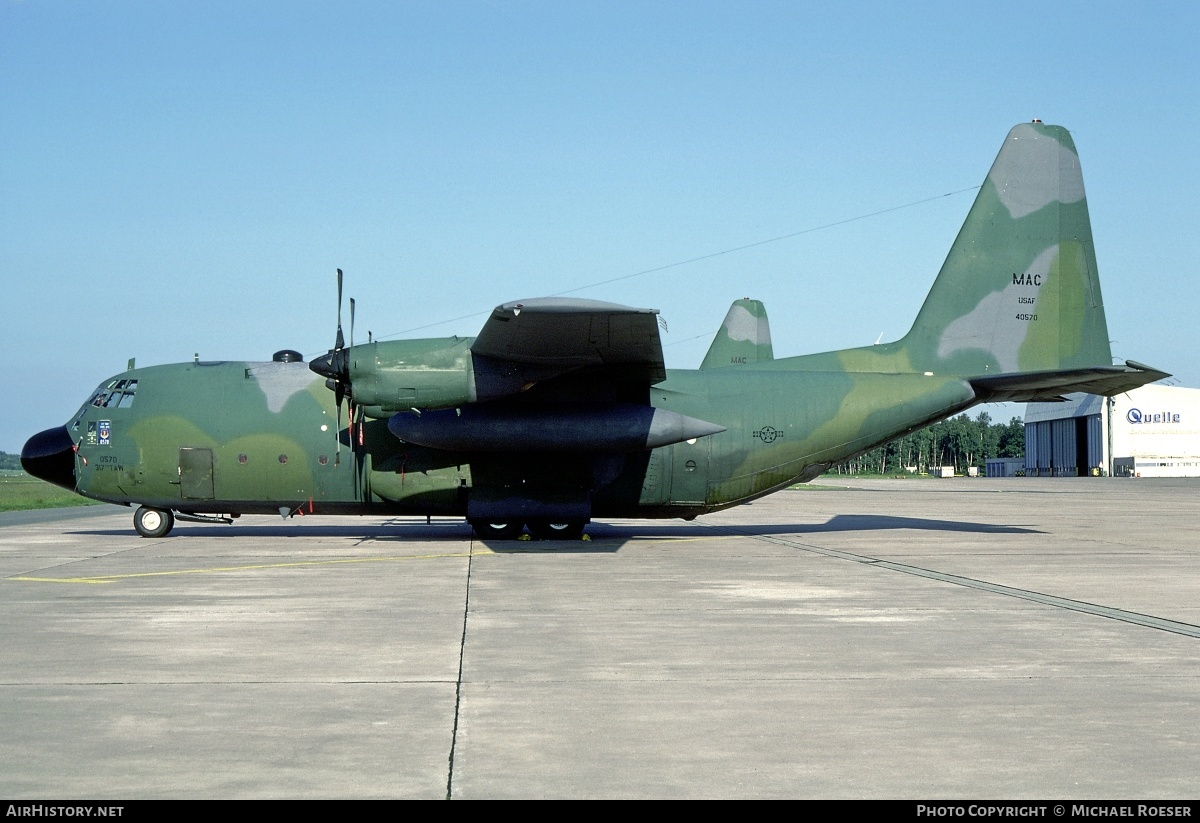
[335,268,345,351]
[334,393,342,466]
[311,268,358,465]
[336,269,347,457]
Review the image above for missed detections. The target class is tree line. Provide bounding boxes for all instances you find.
[833,412,1024,476]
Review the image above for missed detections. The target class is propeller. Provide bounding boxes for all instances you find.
[310,268,353,460]
[348,297,357,447]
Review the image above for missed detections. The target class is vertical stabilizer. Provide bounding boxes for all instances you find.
[900,123,1112,376]
[700,298,774,369]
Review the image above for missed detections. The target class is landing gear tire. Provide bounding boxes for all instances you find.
[527,520,586,541]
[469,520,525,541]
[134,506,175,538]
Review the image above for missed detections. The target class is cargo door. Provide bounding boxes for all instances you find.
[179,448,215,499]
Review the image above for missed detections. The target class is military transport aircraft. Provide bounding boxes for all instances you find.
[22,122,1167,540]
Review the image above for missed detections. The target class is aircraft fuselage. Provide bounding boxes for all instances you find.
[37,354,976,522]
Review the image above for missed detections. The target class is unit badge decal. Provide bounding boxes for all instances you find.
[98,420,111,445]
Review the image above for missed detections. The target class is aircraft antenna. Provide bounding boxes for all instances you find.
[362,184,981,344]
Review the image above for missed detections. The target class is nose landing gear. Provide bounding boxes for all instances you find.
[133,506,175,538]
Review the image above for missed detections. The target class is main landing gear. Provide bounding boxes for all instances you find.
[468,519,587,541]
[133,506,175,538]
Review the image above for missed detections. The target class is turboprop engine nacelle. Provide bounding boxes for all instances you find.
[316,337,621,419]
[342,338,477,417]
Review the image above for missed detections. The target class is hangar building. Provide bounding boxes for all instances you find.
[1024,384,1200,477]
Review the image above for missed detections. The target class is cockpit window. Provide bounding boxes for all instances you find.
[82,380,139,414]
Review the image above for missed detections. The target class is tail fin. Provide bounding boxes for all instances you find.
[700,298,774,369]
[905,122,1111,374]
[898,122,1165,398]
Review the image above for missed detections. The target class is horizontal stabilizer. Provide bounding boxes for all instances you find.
[970,361,1170,403]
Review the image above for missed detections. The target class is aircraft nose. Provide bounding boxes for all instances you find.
[21,426,77,491]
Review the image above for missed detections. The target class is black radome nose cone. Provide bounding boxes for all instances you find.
[21,426,77,491]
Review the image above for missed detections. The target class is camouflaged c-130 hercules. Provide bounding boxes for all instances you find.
[22,122,1167,539]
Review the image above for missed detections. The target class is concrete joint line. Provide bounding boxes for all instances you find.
[446,539,475,799]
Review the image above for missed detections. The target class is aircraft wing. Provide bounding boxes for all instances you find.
[470,298,666,399]
[969,361,1170,403]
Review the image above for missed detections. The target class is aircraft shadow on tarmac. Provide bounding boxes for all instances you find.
[68,513,1042,553]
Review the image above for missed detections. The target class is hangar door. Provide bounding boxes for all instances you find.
[1024,415,1102,477]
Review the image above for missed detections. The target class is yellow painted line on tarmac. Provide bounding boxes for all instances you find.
[9,548,492,585]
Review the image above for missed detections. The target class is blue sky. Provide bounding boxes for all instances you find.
[3,0,1197,453]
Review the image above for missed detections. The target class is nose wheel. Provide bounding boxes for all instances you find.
[134,506,175,538]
